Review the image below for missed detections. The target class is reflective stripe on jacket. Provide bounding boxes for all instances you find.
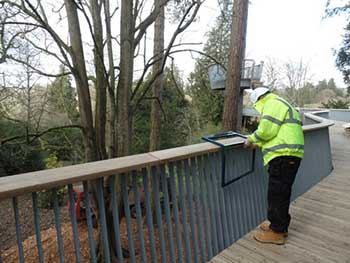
[248,93,304,165]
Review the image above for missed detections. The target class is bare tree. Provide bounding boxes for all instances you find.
[0,0,98,161]
[0,1,203,261]
[103,0,117,158]
[64,0,98,161]
[90,0,108,160]
[282,59,310,105]
[149,0,165,152]
[263,57,282,91]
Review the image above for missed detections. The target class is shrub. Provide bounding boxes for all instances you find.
[37,153,66,208]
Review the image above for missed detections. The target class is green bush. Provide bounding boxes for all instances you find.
[322,98,349,109]
[0,144,46,177]
[37,153,66,208]
[37,187,66,209]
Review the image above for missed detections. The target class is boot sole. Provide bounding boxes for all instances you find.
[259,225,288,237]
[253,235,286,245]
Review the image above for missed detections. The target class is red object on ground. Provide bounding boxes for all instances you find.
[67,188,96,222]
[74,190,86,221]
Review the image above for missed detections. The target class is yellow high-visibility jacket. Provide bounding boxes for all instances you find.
[248,93,304,165]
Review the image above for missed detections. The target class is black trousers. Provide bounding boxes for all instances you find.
[267,156,301,233]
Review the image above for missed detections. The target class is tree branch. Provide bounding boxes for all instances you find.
[132,1,202,110]
[0,0,74,72]
[1,125,83,145]
[6,55,71,78]
[75,0,113,96]
[24,35,70,68]
[134,0,171,47]
[169,48,227,70]
[169,57,184,98]
[143,96,166,120]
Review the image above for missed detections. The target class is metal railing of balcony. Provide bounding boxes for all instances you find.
[0,111,334,263]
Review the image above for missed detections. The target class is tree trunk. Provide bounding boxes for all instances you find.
[117,0,134,157]
[149,0,165,152]
[222,0,249,132]
[104,0,117,159]
[64,0,97,162]
[91,0,107,160]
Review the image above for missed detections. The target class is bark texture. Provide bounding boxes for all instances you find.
[223,0,249,132]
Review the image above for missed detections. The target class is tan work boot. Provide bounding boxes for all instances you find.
[258,221,288,237]
[254,229,286,245]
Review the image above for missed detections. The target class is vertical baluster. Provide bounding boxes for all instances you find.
[32,192,44,263]
[191,157,206,262]
[235,181,246,238]
[151,166,166,263]
[198,155,213,260]
[236,152,252,233]
[176,160,192,262]
[131,171,146,262]
[226,152,240,241]
[235,157,249,235]
[244,173,254,231]
[257,158,268,220]
[121,174,136,262]
[12,197,24,263]
[213,153,230,248]
[209,153,224,251]
[184,158,199,262]
[142,168,157,261]
[262,158,269,216]
[240,151,254,231]
[204,154,218,255]
[82,181,96,263]
[220,151,234,244]
[68,184,81,262]
[96,178,111,262]
[52,188,65,263]
[168,162,183,263]
[252,171,262,227]
[245,150,259,228]
[108,175,124,262]
[159,165,176,263]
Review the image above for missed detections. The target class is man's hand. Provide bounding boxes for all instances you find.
[243,139,259,149]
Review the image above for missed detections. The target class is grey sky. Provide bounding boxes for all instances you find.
[171,0,348,87]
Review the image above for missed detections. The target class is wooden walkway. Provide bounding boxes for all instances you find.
[211,122,350,263]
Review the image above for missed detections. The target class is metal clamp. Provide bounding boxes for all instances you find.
[202,131,255,187]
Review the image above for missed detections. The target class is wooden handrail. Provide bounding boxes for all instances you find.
[0,138,247,200]
[0,110,332,200]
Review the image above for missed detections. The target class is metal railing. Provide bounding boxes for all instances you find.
[314,109,350,123]
[0,111,335,262]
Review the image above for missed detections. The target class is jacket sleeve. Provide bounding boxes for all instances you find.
[248,100,288,144]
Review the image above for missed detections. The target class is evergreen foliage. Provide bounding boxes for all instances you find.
[325,1,350,93]
[0,120,45,176]
[37,153,66,208]
[322,98,349,109]
[336,22,350,89]
[187,2,232,131]
[47,65,80,124]
[133,67,190,153]
[0,143,46,177]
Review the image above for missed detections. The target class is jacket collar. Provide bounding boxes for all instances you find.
[254,93,278,114]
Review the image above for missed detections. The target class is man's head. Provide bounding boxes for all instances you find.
[250,87,270,104]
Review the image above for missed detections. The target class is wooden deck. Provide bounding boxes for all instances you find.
[211,122,350,263]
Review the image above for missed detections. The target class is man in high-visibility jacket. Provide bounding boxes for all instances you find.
[244,87,304,245]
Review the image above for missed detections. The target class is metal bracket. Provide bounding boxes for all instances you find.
[202,131,256,187]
